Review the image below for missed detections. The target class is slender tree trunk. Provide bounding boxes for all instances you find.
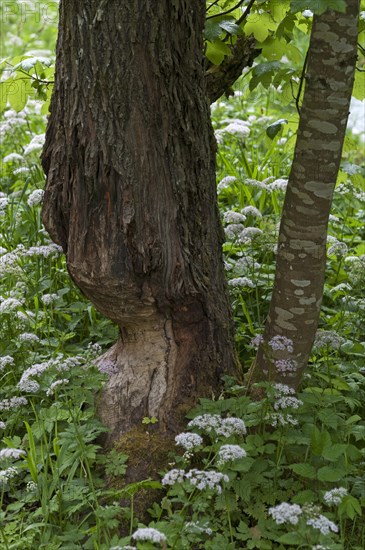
[41,0,238,441]
[249,1,359,390]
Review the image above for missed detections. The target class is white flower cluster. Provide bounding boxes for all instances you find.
[0,448,26,461]
[269,413,299,428]
[269,336,294,353]
[132,527,166,543]
[217,175,237,192]
[238,227,263,243]
[275,359,298,374]
[228,277,255,289]
[313,330,344,350]
[18,332,40,343]
[3,152,24,163]
[217,444,246,464]
[0,466,18,485]
[97,359,119,376]
[0,297,23,314]
[241,205,262,218]
[41,293,58,305]
[307,515,338,535]
[225,223,244,240]
[25,243,63,258]
[18,361,52,393]
[175,432,203,450]
[250,334,264,348]
[27,189,45,207]
[328,240,348,257]
[274,383,295,396]
[0,422,6,430]
[267,178,288,192]
[269,502,302,525]
[323,487,348,506]
[24,133,45,155]
[274,396,302,411]
[223,210,246,224]
[46,379,69,396]
[0,396,28,411]
[186,469,229,494]
[0,355,14,371]
[184,521,213,536]
[187,414,246,437]
[161,469,185,486]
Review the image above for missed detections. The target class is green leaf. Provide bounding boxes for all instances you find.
[206,39,231,65]
[310,427,331,455]
[317,409,341,429]
[219,20,242,36]
[278,532,303,544]
[266,118,288,139]
[289,462,316,479]
[339,495,362,519]
[317,466,344,482]
[8,79,27,112]
[244,12,278,42]
[321,443,347,461]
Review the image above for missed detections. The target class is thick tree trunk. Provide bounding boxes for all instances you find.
[249,1,359,390]
[42,0,238,440]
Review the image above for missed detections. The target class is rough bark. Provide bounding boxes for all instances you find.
[41,0,238,442]
[249,1,360,390]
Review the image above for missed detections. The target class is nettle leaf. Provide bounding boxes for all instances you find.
[266,118,288,139]
[289,462,316,479]
[310,426,331,455]
[290,0,346,14]
[321,443,347,461]
[317,465,344,482]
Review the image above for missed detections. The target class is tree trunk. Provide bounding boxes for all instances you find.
[249,0,359,390]
[41,0,238,441]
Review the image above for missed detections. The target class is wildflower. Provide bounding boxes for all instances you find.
[270,413,299,428]
[274,396,303,411]
[87,342,102,356]
[217,444,246,464]
[0,467,18,485]
[46,379,69,396]
[217,175,237,191]
[162,469,186,486]
[97,359,119,376]
[188,414,222,433]
[307,515,338,535]
[313,330,344,350]
[13,167,30,175]
[26,480,37,492]
[132,527,167,543]
[185,469,229,494]
[269,336,294,353]
[26,243,63,257]
[0,396,28,411]
[41,293,58,305]
[275,359,298,374]
[0,448,26,461]
[239,227,263,243]
[175,432,203,450]
[217,417,247,437]
[3,153,24,163]
[323,487,348,505]
[225,223,245,239]
[184,521,213,535]
[328,241,348,256]
[0,356,15,371]
[302,9,313,17]
[221,120,250,137]
[24,133,45,155]
[274,383,295,396]
[268,178,288,191]
[18,332,40,343]
[235,256,261,271]
[228,277,255,288]
[223,211,246,224]
[241,205,262,218]
[18,379,40,393]
[244,178,266,190]
[250,334,264,347]
[0,422,6,430]
[0,297,23,313]
[269,502,302,525]
[27,189,45,207]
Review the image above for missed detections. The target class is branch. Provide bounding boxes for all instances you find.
[206,0,246,20]
[205,34,260,103]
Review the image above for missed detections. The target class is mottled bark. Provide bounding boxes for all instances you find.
[42,0,238,441]
[249,1,359,389]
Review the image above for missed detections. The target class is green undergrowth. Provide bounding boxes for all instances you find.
[1,1,365,548]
